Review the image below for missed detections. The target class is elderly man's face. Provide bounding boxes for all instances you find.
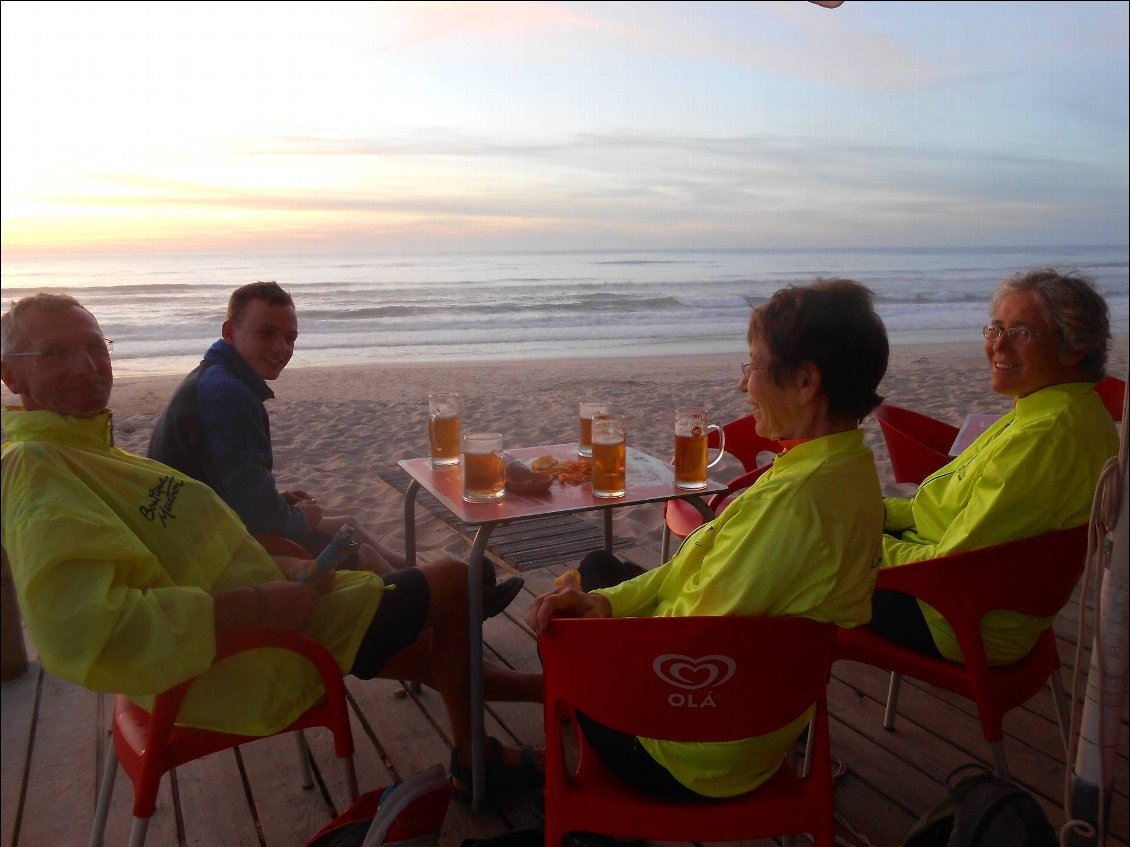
[1,306,113,417]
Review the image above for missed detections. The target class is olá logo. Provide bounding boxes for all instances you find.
[653,653,736,708]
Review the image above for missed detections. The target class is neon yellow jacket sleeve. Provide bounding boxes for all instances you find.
[2,408,384,735]
[593,428,884,797]
[880,383,1117,663]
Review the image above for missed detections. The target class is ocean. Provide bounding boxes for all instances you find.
[2,245,1127,377]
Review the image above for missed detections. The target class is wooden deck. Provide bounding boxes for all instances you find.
[2,547,1127,847]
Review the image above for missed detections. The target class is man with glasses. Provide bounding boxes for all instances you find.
[0,292,544,802]
[868,268,1118,665]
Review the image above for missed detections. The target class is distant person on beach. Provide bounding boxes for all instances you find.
[869,268,1118,666]
[527,279,889,800]
[145,281,408,572]
[1,292,544,805]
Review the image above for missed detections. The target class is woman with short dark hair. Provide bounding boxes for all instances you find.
[527,278,890,799]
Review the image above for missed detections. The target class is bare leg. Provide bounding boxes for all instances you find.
[376,559,541,773]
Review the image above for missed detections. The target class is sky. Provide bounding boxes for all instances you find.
[1,1,1127,255]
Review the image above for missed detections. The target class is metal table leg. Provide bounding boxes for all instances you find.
[466,523,496,812]
[602,509,613,552]
[686,494,713,523]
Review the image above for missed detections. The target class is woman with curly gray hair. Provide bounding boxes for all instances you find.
[871,267,1118,667]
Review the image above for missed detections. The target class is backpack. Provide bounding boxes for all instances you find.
[903,763,1058,847]
[305,763,450,847]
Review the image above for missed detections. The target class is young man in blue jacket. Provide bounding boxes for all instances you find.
[148,281,522,611]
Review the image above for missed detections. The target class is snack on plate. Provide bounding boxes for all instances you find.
[530,455,559,473]
[526,455,593,485]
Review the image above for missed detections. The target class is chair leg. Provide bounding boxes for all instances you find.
[1048,671,1070,754]
[990,741,1009,780]
[295,731,314,789]
[661,525,671,562]
[800,720,815,778]
[344,755,359,802]
[89,743,119,847]
[127,817,150,847]
[882,673,902,730]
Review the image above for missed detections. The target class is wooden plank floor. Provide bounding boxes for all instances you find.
[2,554,1127,847]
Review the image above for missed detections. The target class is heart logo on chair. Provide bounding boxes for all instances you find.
[653,654,736,691]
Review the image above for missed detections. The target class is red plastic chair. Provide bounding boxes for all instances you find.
[1093,375,1125,422]
[875,403,959,486]
[89,626,358,847]
[835,525,1087,778]
[661,415,782,559]
[540,616,838,847]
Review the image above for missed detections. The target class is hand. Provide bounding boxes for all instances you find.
[271,555,337,593]
[295,499,325,528]
[526,584,611,636]
[259,580,320,630]
[281,489,314,505]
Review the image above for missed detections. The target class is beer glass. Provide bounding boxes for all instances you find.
[462,433,507,502]
[428,393,461,467]
[591,417,627,498]
[674,407,726,489]
[578,401,611,457]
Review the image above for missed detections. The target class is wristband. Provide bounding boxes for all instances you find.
[252,585,269,623]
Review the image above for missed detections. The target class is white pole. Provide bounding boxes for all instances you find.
[1068,375,1129,846]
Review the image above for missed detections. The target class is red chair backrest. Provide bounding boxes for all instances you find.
[876,403,959,485]
[875,525,1088,629]
[1094,375,1126,422]
[708,414,782,474]
[540,616,836,741]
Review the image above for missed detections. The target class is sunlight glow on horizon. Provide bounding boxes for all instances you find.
[2,1,1127,255]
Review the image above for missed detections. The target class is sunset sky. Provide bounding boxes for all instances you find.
[1,1,1127,254]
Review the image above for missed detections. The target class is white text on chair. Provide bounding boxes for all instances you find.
[653,653,736,707]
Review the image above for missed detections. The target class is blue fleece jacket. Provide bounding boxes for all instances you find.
[147,340,308,538]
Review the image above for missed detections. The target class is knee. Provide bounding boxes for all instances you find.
[420,558,470,600]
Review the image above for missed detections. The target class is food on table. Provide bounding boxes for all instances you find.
[528,455,592,485]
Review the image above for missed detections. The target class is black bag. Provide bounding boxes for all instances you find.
[903,763,1058,847]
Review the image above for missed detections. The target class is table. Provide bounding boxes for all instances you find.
[398,442,728,810]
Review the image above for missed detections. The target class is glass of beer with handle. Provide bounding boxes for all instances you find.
[428,393,461,467]
[462,433,507,502]
[578,401,611,457]
[674,407,726,489]
[591,416,627,498]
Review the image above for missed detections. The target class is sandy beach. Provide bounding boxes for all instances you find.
[14,338,1111,571]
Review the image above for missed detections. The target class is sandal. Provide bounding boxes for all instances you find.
[449,736,544,804]
[483,576,525,619]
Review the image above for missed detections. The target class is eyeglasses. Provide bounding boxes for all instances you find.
[740,361,769,378]
[5,337,114,363]
[982,325,1055,345]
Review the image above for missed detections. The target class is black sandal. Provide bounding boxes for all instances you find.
[483,576,524,619]
[449,736,544,804]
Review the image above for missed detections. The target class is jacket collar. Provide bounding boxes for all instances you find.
[2,406,114,449]
[203,339,275,402]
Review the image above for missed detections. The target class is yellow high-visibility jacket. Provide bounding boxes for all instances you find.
[2,407,384,736]
[881,382,1117,664]
[594,428,883,798]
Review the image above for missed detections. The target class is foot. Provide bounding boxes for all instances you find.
[450,737,545,803]
[483,576,525,619]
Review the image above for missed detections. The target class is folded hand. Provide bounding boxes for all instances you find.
[526,584,611,636]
